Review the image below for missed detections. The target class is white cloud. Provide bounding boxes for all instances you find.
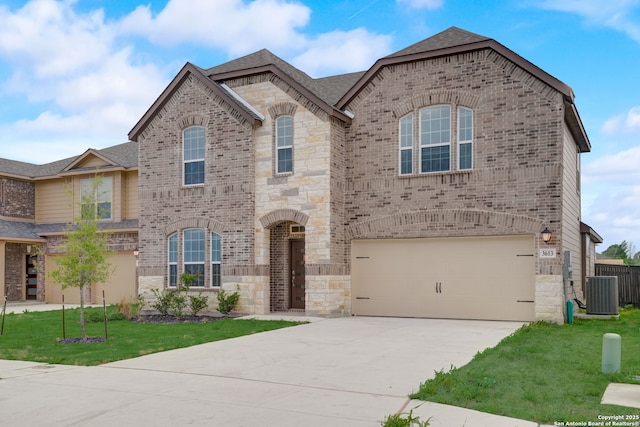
[396,0,444,9]
[0,0,170,162]
[583,183,640,250]
[601,106,640,134]
[119,0,311,55]
[0,0,113,79]
[291,28,392,77]
[536,0,640,43]
[583,145,640,183]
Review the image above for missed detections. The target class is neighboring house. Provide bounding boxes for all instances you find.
[129,26,601,324]
[0,142,138,304]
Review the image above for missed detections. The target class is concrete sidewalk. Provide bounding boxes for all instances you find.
[0,314,539,426]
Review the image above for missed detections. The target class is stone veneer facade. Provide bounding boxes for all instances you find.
[134,39,588,324]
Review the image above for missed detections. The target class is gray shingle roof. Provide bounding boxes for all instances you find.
[206,49,363,109]
[35,219,139,235]
[0,141,138,179]
[385,26,491,58]
[0,219,43,240]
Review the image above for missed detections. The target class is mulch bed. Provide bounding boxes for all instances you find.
[130,313,238,324]
[57,312,240,344]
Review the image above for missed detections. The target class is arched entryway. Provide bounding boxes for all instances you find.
[259,209,309,312]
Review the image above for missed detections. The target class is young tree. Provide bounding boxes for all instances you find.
[602,240,639,266]
[50,176,113,341]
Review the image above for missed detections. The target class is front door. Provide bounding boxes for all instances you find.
[26,255,37,300]
[289,239,305,309]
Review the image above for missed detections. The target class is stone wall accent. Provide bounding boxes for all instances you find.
[305,275,351,316]
[535,275,564,324]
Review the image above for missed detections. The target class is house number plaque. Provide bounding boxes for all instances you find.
[539,248,557,258]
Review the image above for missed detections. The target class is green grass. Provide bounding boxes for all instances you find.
[0,306,302,366]
[411,307,640,424]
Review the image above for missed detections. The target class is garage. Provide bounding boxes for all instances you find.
[45,253,137,304]
[351,235,535,321]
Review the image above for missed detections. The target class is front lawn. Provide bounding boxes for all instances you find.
[0,306,302,366]
[411,308,640,424]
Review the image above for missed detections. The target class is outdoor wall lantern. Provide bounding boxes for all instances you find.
[133,247,139,257]
[541,228,552,244]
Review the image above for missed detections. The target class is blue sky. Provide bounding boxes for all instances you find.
[0,0,639,252]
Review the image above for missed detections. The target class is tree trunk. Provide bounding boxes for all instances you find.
[79,284,86,341]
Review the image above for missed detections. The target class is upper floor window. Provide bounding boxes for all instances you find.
[80,176,112,220]
[399,105,473,175]
[458,107,473,170]
[183,126,205,185]
[399,113,413,175]
[420,105,451,173]
[276,116,293,174]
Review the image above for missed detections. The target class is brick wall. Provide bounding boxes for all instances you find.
[0,178,35,219]
[137,75,256,287]
[343,48,564,267]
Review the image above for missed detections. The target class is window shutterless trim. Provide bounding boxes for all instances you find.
[399,113,413,175]
[183,126,205,186]
[275,115,293,175]
[419,105,451,173]
[457,106,473,170]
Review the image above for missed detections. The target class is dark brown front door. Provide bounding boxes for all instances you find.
[290,239,305,309]
[26,255,37,300]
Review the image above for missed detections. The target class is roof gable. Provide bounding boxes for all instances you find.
[385,26,490,58]
[205,49,353,123]
[129,62,264,142]
[336,26,589,152]
[0,141,138,180]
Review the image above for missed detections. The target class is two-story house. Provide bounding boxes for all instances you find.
[0,142,138,304]
[126,26,601,324]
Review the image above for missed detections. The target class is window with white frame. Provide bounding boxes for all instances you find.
[183,228,205,287]
[420,105,451,173]
[399,105,473,175]
[168,233,178,287]
[211,232,221,287]
[399,113,413,175]
[183,126,205,185]
[80,176,112,220]
[458,107,473,170]
[276,115,293,174]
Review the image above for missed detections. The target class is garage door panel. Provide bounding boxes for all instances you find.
[352,235,535,321]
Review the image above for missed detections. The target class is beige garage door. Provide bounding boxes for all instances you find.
[351,235,535,321]
[45,252,136,305]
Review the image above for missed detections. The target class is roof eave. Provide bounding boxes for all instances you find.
[337,39,575,109]
[209,64,352,124]
[564,97,591,153]
[580,222,603,244]
[128,63,263,142]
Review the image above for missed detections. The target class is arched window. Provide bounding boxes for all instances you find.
[276,116,293,174]
[183,126,205,185]
[399,105,473,175]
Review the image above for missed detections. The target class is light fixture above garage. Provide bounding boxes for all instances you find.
[133,247,139,257]
[541,228,552,244]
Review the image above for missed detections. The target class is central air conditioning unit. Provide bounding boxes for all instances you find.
[586,276,618,315]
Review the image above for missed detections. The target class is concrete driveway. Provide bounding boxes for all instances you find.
[0,315,537,426]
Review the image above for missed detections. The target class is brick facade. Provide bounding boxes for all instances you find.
[0,179,35,219]
[130,28,594,323]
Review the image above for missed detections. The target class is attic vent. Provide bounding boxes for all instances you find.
[586,276,618,315]
[290,225,305,234]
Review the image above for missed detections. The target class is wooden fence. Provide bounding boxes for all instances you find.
[595,264,640,307]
